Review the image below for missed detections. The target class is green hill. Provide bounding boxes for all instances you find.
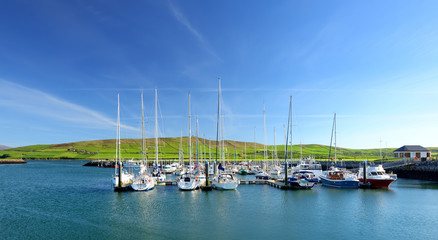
[1,137,429,161]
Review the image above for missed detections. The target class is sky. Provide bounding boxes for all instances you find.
[1,0,438,149]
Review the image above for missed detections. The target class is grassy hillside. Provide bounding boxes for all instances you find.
[0,137,427,161]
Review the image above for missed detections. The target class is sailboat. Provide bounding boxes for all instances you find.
[130,91,155,191]
[151,89,166,183]
[255,104,271,180]
[320,113,359,188]
[112,93,134,191]
[177,91,200,190]
[212,78,239,190]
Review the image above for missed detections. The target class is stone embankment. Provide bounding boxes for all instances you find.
[387,160,438,181]
[0,159,27,164]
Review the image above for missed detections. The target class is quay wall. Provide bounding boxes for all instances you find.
[388,161,438,181]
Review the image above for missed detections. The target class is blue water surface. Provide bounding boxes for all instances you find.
[1,160,437,240]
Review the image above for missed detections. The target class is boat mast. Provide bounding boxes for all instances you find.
[334,113,337,162]
[115,93,120,175]
[263,103,267,170]
[254,126,256,162]
[215,78,221,175]
[180,130,183,165]
[274,127,277,166]
[141,91,145,163]
[155,88,159,169]
[188,91,192,170]
[196,116,199,170]
[290,96,293,162]
[284,96,292,184]
[117,93,123,188]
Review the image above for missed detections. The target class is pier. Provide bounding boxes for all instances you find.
[156,179,299,190]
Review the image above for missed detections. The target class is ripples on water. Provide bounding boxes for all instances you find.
[1,161,437,240]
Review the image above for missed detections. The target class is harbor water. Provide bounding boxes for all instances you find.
[1,160,437,239]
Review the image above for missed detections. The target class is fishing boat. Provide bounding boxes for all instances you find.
[320,167,359,188]
[358,164,397,188]
[288,171,315,189]
[320,113,359,188]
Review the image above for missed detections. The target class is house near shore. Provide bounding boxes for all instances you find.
[393,145,431,161]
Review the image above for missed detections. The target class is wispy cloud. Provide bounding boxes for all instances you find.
[167,1,220,60]
[0,79,138,132]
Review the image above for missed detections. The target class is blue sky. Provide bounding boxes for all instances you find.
[1,0,438,149]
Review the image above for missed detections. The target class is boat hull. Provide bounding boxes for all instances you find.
[358,178,395,188]
[177,180,199,191]
[289,180,314,189]
[212,182,239,190]
[320,177,359,188]
[130,184,155,191]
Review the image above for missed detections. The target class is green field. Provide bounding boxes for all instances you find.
[2,137,436,162]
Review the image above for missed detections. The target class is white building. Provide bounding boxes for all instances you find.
[393,145,431,161]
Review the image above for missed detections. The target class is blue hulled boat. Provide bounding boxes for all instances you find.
[320,168,359,188]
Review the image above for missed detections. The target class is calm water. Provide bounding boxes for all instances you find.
[1,161,438,240]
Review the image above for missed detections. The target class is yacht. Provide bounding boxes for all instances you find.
[177,173,200,190]
[212,173,239,190]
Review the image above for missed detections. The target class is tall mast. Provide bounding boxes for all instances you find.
[334,113,337,162]
[244,142,246,161]
[215,78,221,174]
[188,91,192,168]
[263,103,267,167]
[203,134,206,164]
[117,93,122,188]
[155,88,158,168]
[196,116,199,170]
[283,124,286,159]
[284,95,292,183]
[274,127,277,165]
[141,91,145,163]
[115,92,120,175]
[254,126,256,161]
[290,96,293,162]
[180,130,183,165]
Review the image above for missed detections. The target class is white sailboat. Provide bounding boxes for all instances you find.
[130,91,155,191]
[177,91,199,190]
[112,93,134,191]
[212,78,239,190]
[151,88,166,183]
[256,104,271,180]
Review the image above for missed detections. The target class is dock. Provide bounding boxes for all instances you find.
[156,179,299,190]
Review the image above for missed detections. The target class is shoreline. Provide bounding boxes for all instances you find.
[0,159,27,164]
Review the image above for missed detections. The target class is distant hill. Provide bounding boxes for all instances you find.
[0,137,417,161]
[0,145,10,150]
